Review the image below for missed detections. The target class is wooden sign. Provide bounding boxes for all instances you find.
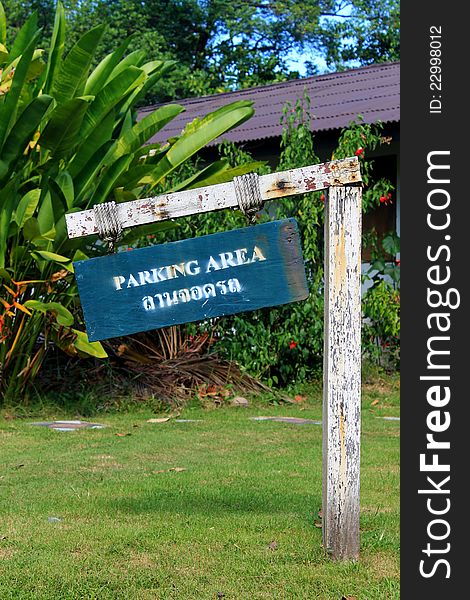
[74,218,308,341]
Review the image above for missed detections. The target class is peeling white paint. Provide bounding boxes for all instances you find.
[323,185,362,561]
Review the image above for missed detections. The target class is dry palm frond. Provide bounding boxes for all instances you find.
[106,327,270,403]
[115,352,270,403]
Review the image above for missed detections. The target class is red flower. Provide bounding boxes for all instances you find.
[395,259,401,266]
[289,340,297,349]
[380,192,393,206]
[127,247,133,251]
[320,194,325,202]
[355,147,364,157]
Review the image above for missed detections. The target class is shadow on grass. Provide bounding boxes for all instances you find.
[102,485,321,520]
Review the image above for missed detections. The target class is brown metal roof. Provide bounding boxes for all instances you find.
[139,62,400,146]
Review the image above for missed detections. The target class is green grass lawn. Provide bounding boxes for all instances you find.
[0,376,399,599]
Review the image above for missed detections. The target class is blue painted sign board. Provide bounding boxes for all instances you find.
[74,218,309,341]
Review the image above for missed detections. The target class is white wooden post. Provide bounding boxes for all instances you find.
[322,184,362,561]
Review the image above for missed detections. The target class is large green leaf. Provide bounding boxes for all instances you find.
[116,61,176,119]
[40,97,92,156]
[42,1,65,94]
[14,189,41,228]
[72,139,115,206]
[68,111,115,182]
[80,66,145,140]
[0,183,16,268]
[0,31,41,151]
[35,185,67,247]
[31,250,70,263]
[30,250,73,273]
[169,159,230,192]
[131,143,168,164]
[137,61,175,95]
[149,101,254,187]
[36,191,55,235]
[52,25,105,104]
[0,42,8,64]
[55,171,74,209]
[0,1,6,46]
[0,95,53,183]
[103,104,184,165]
[106,49,146,82]
[185,161,267,189]
[24,300,74,326]
[75,106,182,204]
[88,154,134,207]
[6,11,37,63]
[72,329,108,358]
[22,217,41,242]
[115,163,166,190]
[55,171,75,208]
[84,34,137,96]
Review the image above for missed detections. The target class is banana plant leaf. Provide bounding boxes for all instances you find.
[40,97,92,156]
[147,101,254,188]
[0,95,53,184]
[84,34,137,96]
[0,31,41,150]
[42,0,65,94]
[52,25,105,103]
[5,11,37,63]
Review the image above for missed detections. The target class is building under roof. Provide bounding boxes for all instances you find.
[139,62,400,147]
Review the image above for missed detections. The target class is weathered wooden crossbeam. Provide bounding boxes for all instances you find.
[65,157,361,239]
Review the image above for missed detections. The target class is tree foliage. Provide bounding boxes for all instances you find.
[2,0,400,101]
[316,0,400,70]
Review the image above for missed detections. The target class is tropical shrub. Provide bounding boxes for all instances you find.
[362,280,400,369]
[205,96,398,385]
[362,232,400,368]
[0,1,256,401]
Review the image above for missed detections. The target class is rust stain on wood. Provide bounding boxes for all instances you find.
[266,178,296,198]
[304,177,317,190]
[154,207,170,221]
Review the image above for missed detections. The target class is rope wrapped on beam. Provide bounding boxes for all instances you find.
[233,173,262,223]
[93,201,123,253]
